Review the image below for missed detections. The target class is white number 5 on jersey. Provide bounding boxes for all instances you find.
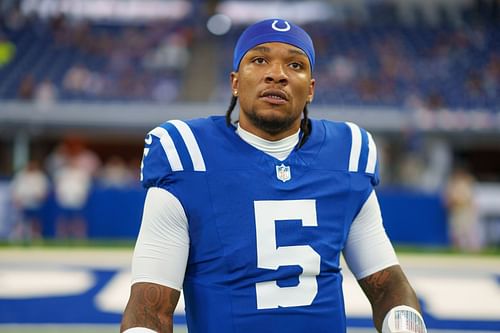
[254,200,320,309]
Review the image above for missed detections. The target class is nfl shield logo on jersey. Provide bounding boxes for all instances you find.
[276,163,291,182]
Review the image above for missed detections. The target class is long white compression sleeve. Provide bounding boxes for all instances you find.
[343,190,399,279]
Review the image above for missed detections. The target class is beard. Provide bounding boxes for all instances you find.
[244,107,301,136]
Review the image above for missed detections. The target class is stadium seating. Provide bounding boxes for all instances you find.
[215,19,499,111]
[0,2,498,111]
[0,16,192,102]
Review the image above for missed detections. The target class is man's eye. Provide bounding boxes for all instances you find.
[290,62,303,70]
[253,57,266,64]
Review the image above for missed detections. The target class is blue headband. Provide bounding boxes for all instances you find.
[232,18,315,71]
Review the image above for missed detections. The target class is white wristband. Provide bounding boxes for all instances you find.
[123,328,158,333]
[382,305,427,333]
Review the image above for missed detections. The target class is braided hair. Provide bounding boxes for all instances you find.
[225,96,311,148]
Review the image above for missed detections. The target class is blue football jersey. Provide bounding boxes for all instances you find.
[141,116,379,333]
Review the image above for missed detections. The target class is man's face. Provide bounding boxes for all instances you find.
[231,42,315,140]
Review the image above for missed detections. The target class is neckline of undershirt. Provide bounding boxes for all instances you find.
[235,124,300,161]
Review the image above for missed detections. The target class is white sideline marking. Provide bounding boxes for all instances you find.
[0,268,94,298]
[2,250,500,321]
[343,270,500,320]
[412,275,500,320]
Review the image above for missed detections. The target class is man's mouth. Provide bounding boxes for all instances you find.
[260,90,288,105]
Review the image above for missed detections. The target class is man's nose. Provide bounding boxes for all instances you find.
[265,63,288,84]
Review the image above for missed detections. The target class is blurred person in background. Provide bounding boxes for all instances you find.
[121,19,427,333]
[60,136,101,175]
[142,32,190,71]
[53,156,92,239]
[34,78,58,109]
[62,63,92,94]
[46,137,101,178]
[17,74,35,100]
[445,165,484,252]
[45,142,69,178]
[10,159,50,240]
[99,155,134,188]
[50,137,100,239]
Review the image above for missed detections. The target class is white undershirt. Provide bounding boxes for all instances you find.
[131,128,398,290]
[235,124,300,161]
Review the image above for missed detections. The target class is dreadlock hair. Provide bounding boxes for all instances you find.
[225,96,311,148]
[225,95,238,127]
[298,104,310,148]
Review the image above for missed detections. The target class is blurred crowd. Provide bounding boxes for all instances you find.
[0,1,498,110]
[311,24,500,110]
[9,137,140,241]
[213,1,499,111]
[1,6,193,103]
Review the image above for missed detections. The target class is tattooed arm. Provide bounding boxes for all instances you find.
[120,188,189,332]
[120,282,180,333]
[358,265,421,332]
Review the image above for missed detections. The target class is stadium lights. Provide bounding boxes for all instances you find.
[207,14,232,36]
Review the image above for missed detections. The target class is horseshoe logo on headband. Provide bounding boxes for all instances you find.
[271,20,291,32]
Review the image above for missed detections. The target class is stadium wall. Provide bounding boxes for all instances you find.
[0,182,449,246]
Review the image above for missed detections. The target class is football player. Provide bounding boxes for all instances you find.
[121,18,427,333]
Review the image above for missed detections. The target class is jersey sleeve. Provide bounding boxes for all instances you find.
[345,122,380,187]
[140,120,206,189]
[140,126,176,189]
[135,120,208,289]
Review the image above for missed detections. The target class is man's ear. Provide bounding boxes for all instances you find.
[307,78,315,103]
[230,72,239,97]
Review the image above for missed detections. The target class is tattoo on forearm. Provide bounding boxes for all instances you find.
[359,266,420,332]
[362,269,391,303]
[121,283,180,333]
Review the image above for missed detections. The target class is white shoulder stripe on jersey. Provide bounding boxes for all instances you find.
[365,132,377,174]
[168,120,206,172]
[346,122,362,172]
[148,127,184,171]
